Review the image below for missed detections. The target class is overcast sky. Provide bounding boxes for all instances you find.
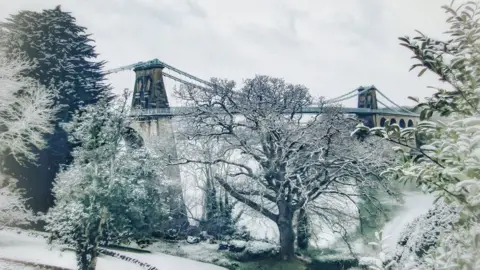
[1,0,453,107]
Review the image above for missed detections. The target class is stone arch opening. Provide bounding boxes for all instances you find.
[408,119,414,127]
[380,117,386,127]
[399,119,406,128]
[390,118,397,125]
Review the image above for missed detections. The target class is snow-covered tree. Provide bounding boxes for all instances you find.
[0,50,55,227]
[0,176,35,227]
[192,139,242,238]
[356,1,480,269]
[0,5,113,213]
[393,201,460,268]
[45,96,166,270]
[174,75,395,259]
[169,134,243,238]
[0,51,55,162]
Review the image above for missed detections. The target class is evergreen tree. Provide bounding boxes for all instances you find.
[201,176,237,238]
[203,169,218,221]
[45,99,166,270]
[0,6,113,213]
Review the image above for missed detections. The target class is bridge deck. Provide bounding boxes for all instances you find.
[130,106,419,117]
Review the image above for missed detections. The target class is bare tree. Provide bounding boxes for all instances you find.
[0,50,56,226]
[0,51,56,162]
[173,75,393,259]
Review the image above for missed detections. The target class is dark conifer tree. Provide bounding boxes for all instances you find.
[0,6,113,214]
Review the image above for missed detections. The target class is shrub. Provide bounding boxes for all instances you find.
[309,254,359,270]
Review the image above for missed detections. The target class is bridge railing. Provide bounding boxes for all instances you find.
[130,106,419,117]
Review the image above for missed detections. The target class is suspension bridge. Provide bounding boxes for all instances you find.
[105,58,419,128]
[103,58,419,228]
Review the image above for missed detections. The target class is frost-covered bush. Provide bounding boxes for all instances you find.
[226,240,279,261]
[45,99,167,270]
[244,241,279,258]
[359,231,397,270]
[356,1,480,269]
[310,253,359,270]
[0,176,35,227]
[393,201,459,267]
[228,240,247,253]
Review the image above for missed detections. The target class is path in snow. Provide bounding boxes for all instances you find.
[0,230,227,270]
[381,191,435,251]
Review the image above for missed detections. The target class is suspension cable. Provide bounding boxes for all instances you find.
[376,89,415,114]
[324,88,358,103]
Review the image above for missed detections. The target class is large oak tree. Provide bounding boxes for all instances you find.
[174,75,393,259]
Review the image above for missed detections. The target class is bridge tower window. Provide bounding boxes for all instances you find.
[399,119,406,128]
[390,118,397,125]
[408,120,414,127]
[380,117,386,127]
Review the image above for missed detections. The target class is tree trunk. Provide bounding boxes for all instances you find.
[277,201,295,260]
[296,208,309,250]
[76,239,98,270]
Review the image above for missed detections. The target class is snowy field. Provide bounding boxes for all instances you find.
[0,230,226,270]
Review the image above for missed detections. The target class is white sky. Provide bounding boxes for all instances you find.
[1,0,454,107]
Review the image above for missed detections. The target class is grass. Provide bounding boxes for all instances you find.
[234,258,308,270]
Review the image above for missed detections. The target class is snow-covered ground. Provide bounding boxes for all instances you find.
[0,259,47,270]
[0,191,435,270]
[381,191,435,251]
[0,230,226,270]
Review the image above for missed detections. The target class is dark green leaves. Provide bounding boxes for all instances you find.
[418,67,428,77]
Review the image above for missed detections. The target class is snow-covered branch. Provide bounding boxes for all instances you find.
[0,51,56,162]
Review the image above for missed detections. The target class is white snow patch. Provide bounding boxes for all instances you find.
[244,241,279,255]
[229,240,247,249]
[0,230,226,270]
[113,250,227,270]
[140,240,226,264]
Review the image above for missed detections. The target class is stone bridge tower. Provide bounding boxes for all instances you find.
[130,62,189,231]
[356,86,379,127]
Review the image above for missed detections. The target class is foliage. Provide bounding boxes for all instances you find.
[45,97,167,270]
[200,190,239,239]
[175,75,395,259]
[0,5,112,213]
[355,1,480,269]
